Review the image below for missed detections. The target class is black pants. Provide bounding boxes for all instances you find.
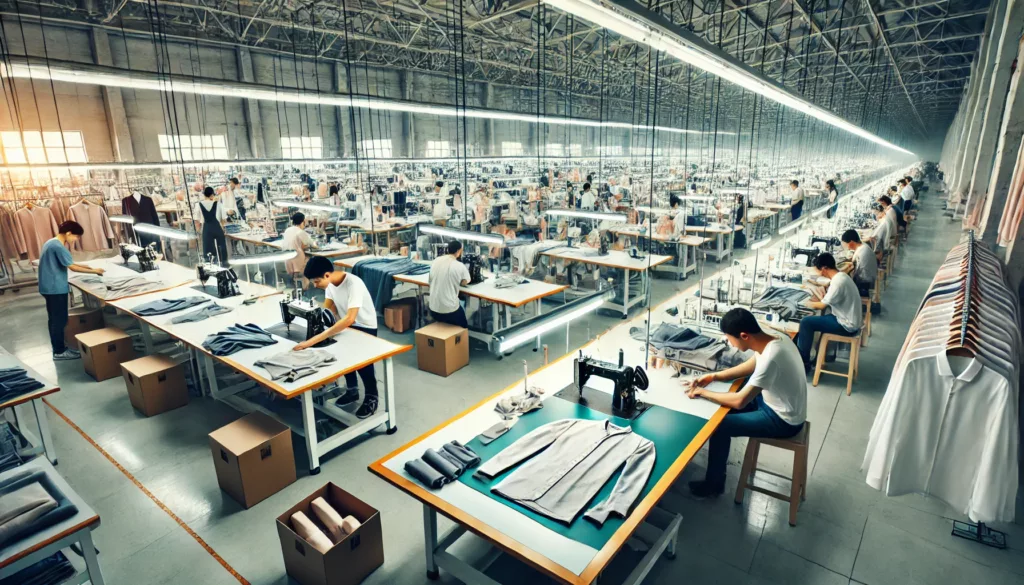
[345,325,378,397]
[791,201,803,220]
[431,306,468,328]
[43,293,68,354]
[202,229,229,266]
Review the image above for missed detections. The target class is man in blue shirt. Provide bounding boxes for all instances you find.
[39,222,105,360]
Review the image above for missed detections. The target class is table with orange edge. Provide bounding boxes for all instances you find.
[0,346,60,465]
[369,342,741,585]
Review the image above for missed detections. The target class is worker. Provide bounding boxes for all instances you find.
[892,181,905,212]
[222,177,242,219]
[39,221,106,361]
[297,256,380,419]
[683,308,806,498]
[864,206,893,260]
[429,241,471,328]
[824,179,839,219]
[840,229,877,298]
[902,176,916,211]
[194,186,229,265]
[797,253,863,368]
[879,195,905,231]
[669,194,687,235]
[579,183,597,210]
[432,181,450,223]
[789,180,805,220]
[282,212,315,289]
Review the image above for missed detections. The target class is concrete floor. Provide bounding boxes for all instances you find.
[1,191,1022,585]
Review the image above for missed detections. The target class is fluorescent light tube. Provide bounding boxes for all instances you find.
[546,209,628,222]
[778,217,807,235]
[419,224,505,246]
[271,200,344,213]
[132,224,195,241]
[228,250,298,265]
[750,237,773,250]
[635,205,672,214]
[496,293,610,353]
[109,215,135,224]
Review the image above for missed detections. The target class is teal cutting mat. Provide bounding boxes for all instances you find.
[458,397,710,550]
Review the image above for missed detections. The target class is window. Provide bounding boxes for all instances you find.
[569,144,583,157]
[158,134,228,161]
[281,136,322,159]
[501,141,524,157]
[1,131,87,164]
[545,143,564,157]
[596,145,623,156]
[425,140,451,158]
[361,139,393,159]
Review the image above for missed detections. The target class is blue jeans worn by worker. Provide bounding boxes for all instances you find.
[705,394,803,488]
[796,314,858,364]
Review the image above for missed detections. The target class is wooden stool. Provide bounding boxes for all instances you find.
[860,297,872,346]
[734,422,811,526]
[813,333,861,396]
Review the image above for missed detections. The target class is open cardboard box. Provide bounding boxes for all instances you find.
[277,483,384,585]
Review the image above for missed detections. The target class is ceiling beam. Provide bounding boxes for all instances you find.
[861,0,927,134]
[789,0,867,91]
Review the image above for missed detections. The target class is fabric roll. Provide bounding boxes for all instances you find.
[290,511,334,553]
[443,440,481,468]
[340,515,361,536]
[404,458,448,489]
[310,497,347,543]
[423,448,462,480]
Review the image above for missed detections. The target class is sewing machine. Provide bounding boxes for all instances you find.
[118,242,159,273]
[790,246,821,267]
[810,236,841,253]
[279,297,337,346]
[461,253,485,285]
[555,351,651,420]
[196,260,241,298]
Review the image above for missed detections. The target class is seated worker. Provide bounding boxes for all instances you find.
[864,206,893,259]
[796,253,863,368]
[840,229,877,298]
[669,194,687,235]
[282,212,315,289]
[429,241,471,328]
[685,308,807,498]
[879,195,906,231]
[296,256,380,418]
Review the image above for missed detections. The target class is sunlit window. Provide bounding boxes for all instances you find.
[1,131,87,164]
[158,134,228,161]
[281,136,323,159]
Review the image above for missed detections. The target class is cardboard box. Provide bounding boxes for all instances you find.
[64,307,103,346]
[277,483,384,585]
[383,298,416,333]
[121,355,189,417]
[415,322,469,377]
[76,327,135,382]
[209,412,296,509]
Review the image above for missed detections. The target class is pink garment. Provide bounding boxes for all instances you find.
[69,202,115,251]
[14,206,59,260]
[0,211,27,259]
[281,226,314,274]
[997,135,1024,246]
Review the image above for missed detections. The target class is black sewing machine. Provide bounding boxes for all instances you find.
[118,242,159,273]
[461,253,485,285]
[790,247,821,267]
[279,298,336,347]
[196,260,241,298]
[810,236,841,253]
[555,351,651,420]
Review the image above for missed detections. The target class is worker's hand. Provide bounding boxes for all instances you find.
[688,373,715,389]
[292,340,314,352]
[686,386,705,400]
[93,268,105,276]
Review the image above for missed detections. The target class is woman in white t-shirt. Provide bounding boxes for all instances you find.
[281,212,315,287]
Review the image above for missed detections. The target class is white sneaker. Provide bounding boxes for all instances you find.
[53,349,81,361]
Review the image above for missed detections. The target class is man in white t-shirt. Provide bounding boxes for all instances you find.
[865,207,892,255]
[685,308,807,498]
[297,256,380,418]
[579,183,597,210]
[840,229,877,297]
[797,253,863,367]
[429,241,471,328]
[789,180,805,220]
[902,176,916,211]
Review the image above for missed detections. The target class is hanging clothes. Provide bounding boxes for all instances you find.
[69,202,115,252]
[13,206,59,260]
[0,210,27,260]
[121,194,159,226]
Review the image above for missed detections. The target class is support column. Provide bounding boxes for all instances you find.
[400,71,415,158]
[235,47,265,158]
[952,0,1007,197]
[979,36,1024,245]
[967,0,1024,220]
[335,63,352,158]
[483,83,495,156]
[90,30,134,162]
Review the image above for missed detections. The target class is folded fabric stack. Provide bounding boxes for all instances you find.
[132,296,210,316]
[0,551,75,585]
[752,286,813,320]
[352,258,431,312]
[254,349,337,382]
[170,302,234,324]
[201,323,278,356]
[75,275,165,298]
[0,368,45,402]
[290,496,363,554]
[0,469,79,548]
[404,441,481,489]
[632,323,731,372]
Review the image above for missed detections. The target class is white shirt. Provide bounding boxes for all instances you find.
[221,188,240,216]
[672,209,687,235]
[871,217,892,250]
[580,190,596,210]
[902,184,916,201]
[281,225,314,251]
[791,187,805,203]
[851,244,878,286]
[747,338,808,426]
[884,207,898,232]
[193,199,226,224]
[325,273,377,329]
[822,271,863,332]
[428,254,470,314]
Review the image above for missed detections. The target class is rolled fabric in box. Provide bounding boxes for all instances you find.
[291,511,334,553]
[423,448,462,480]
[310,497,346,543]
[442,440,480,468]
[341,515,361,536]
[405,458,447,489]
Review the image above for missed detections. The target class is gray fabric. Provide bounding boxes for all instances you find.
[76,275,166,298]
[253,349,337,382]
[0,482,57,547]
[662,341,728,371]
[495,390,544,419]
[475,418,656,525]
[132,296,209,316]
[753,286,812,320]
[443,440,480,468]
[405,458,447,489]
[202,323,277,356]
[480,419,517,444]
[423,448,462,480]
[170,302,234,324]
[632,323,717,351]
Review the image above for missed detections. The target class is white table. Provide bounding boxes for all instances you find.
[228,231,366,260]
[539,248,673,318]
[684,223,742,262]
[609,228,710,280]
[0,347,59,465]
[0,459,104,585]
[69,257,195,306]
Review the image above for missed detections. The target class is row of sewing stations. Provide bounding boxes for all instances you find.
[367,168,905,585]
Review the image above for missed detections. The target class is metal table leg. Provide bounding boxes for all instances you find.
[31,399,57,465]
[139,321,154,353]
[621,268,630,318]
[534,300,543,351]
[423,505,439,580]
[80,529,105,585]
[300,390,321,474]
[382,357,397,433]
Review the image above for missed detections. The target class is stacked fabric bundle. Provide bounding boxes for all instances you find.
[351,257,430,312]
[0,469,79,548]
[170,302,233,324]
[254,349,337,382]
[73,275,165,299]
[631,324,727,372]
[404,441,481,489]
[753,286,813,320]
[0,368,44,402]
[201,324,278,356]
[132,296,210,316]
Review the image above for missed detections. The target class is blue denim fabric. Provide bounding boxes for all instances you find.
[796,314,857,363]
[705,394,803,487]
[352,258,430,312]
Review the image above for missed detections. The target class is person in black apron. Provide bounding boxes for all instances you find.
[197,187,228,265]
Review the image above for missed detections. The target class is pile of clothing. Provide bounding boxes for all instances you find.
[254,349,337,382]
[404,441,481,489]
[0,468,79,548]
[351,257,430,312]
[752,286,813,320]
[74,275,166,299]
[170,302,233,324]
[632,324,727,371]
[480,388,545,444]
[0,551,75,585]
[132,296,210,316]
[0,368,44,402]
[201,323,277,356]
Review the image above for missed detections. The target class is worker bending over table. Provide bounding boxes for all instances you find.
[796,253,863,369]
[840,230,878,297]
[296,256,379,419]
[282,212,315,288]
[684,308,807,498]
[429,241,471,327]
[39,221,106,361]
